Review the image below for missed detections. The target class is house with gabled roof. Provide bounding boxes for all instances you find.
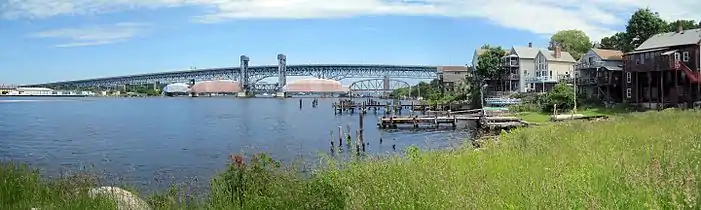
[623,24,701,109]
[529,44,577,92]
[575,49,624,105]
[503,43,541,92]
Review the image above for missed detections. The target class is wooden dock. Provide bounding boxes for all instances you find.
[376,107,531,131]
[332,99,456,115]
[377,115,524,129]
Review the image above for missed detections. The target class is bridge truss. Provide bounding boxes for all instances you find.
[29,54,438,94]
[349,77,410,93]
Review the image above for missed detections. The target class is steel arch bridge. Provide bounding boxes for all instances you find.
[26,54,438,93]
[349,77,410,92]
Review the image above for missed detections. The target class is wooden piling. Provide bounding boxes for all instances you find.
[338,126,343,146]
[359,105,365,152]
[329,131,335,155]
[355,131,361,156]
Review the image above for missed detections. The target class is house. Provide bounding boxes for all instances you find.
[503,43,576,93]
[623,24,701,109]
[528,44,577,92]
[437,66,470,92]
[472,47,514,94]
[471,48,487,68]
[575,49,624,104]
[494,43,541,92]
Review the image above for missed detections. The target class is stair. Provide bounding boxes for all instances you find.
[676,60,700,83]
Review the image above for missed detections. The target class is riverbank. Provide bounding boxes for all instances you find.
[3,110,700,209]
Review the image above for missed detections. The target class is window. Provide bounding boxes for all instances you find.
[549,71,553,77]
[523,70,528,75]
[674,52,681,62]
[626,72,632,83]
[626,88,632,98]
[640,54,645,64]
[536,71,540,77]
[636,59,640,65]
[683,51,690,62]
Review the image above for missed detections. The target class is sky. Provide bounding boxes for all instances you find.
[1,0,700,85]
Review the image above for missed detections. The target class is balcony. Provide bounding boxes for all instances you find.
[504,59,519,67]
[502,55,519,67]
[526,76,558,83]
[577,78,598,85]
[577,59,604,70]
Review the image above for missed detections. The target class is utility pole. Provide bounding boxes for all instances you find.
[573,65,579,113]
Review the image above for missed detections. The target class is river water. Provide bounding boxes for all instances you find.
[0,97,471,191]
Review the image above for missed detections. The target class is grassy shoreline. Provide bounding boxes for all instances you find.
[3,110,701,209]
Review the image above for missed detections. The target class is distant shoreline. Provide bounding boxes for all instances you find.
[0,95,90,97]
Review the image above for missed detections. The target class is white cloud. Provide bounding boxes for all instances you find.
[5,0,701,41]
[30,22,149,47]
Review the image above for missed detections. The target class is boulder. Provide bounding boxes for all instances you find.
[88,186,151,210]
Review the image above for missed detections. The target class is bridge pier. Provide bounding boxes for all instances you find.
[237,91,250,97]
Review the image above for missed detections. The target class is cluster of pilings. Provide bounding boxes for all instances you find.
[328,104,397,156]
[298,98,320,109]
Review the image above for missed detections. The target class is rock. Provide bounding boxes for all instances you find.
[550,114,585,121]
[88,186,151,210]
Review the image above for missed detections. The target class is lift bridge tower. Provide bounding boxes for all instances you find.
[276,54,287,97]
[237,55,250,97]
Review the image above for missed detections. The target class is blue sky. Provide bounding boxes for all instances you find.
[0,0,696,85]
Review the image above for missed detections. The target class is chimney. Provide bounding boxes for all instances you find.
[554,44,561,58]
[677,21,683,33]
[528,42,532,48]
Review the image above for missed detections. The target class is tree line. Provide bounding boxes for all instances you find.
[599,8,701,52]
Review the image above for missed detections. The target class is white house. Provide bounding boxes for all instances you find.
[529,45,577,92]
[505,43,542,92]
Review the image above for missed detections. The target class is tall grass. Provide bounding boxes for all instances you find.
[0,163,117,209]
[3,110,701,209]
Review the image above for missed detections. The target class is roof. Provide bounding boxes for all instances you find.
[438,66,468,72]
[592,49,623,61]
[604,66,622,71]
[634,28,701,52]
[512,46,545,59]
[538,50,577,63]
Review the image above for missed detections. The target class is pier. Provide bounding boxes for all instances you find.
[376,107,531,132]
[332,98,454,115]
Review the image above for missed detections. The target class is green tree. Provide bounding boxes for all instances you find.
[475,45,506,80]
[598,32,627,51]
[624,8,668,52]
[548,29,591,59]
[543,82,575,112]
[667,19,700,32]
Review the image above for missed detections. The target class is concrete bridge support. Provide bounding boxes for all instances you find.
[238,55,251,97]
[276,54,287,98]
